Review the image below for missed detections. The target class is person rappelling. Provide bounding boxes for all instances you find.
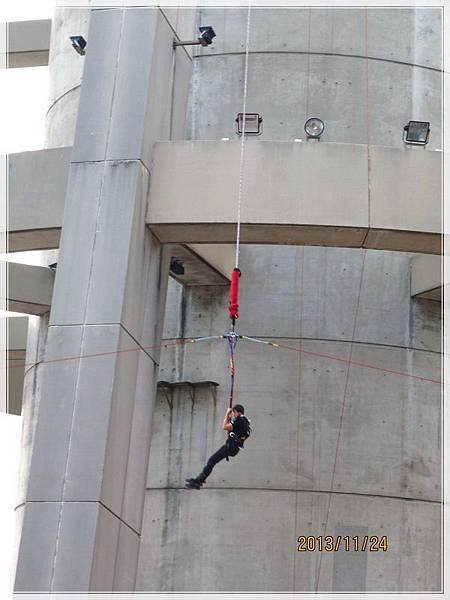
[185,268,252,490]
[185,404,251,489]
[185,49,251,490]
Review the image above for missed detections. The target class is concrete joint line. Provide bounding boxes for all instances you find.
[195,50,443,73]
[43,323,160,367]
[46,84,82,117]
[146,486,441,505]
[119,322,160,367]
[71,157,151,177]
[158,8,194,63]
[99,500,141,537]
[49,12,128,588]
[14,500,141,537]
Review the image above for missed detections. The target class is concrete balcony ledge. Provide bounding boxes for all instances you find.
[411,254,445,302]
[4,262,55,315]
[147,140,442,254]
[8,146,71,252]
[8,141,442,256]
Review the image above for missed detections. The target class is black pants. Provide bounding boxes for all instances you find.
[197,439,240,483]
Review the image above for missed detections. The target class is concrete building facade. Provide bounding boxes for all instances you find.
[7,6,442,593]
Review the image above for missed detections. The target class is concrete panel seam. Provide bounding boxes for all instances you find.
[119,322,159,367]
[45,323,160,365]
[48,13,129,572]
[46,85,81,117]
[103,9,126,163]
[71,158,151,178]
[8,48,49,56]
[158,8,193,63]
[8,299,50,308]
[145,486,441,505]
[13,500,142,537]
[195,50,443,73]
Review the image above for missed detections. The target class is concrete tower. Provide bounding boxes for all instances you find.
[9,6,441,593]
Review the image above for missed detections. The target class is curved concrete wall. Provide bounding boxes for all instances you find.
[188,8,442,149]
[45,7,196,149]
[45,8,90,148]
[136,7,442,593]
[147,140,441,254]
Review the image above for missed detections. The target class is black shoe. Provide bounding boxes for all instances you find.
[185,478,202,490]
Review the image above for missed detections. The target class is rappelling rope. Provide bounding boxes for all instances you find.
[226,3,252,409]
[234,2,252,271]
[227,334,238,408]
[228,3,251,326]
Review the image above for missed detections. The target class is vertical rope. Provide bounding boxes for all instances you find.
[228,337,237,408]
[235,3,252,269]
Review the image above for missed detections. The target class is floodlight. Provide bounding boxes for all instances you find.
[198,26,216,46]
[304,117,325,139]
[235,113,263,135]
[403,121,430,146]
[173,26,216,48]
[170,258,185,276]
[70,35,87,56]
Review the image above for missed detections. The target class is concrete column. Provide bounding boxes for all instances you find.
[14,8,176,591]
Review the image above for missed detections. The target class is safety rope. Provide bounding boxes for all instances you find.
[234,2,252,271]
[227,333,239,408]
[225,3,252,408]
[5,334,441,385]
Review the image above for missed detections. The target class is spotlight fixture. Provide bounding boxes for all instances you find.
[173,26,216,48]
[403,121,430,146]
[304,117,325,139]
[70,35,87,56]
[198,26,216,46]
[235,113,263,136]
[170,258,185,276]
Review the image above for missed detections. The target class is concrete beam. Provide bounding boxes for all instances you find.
[411,254,443,301]
[5,262,54,315]
[8,142,441,256]
[8,148,233,285]
[6,317,28,415]
[7,316,28,350]
[6,20,51,68]
[8,147,71,252]
[170,244,232,285]
[147,141,442,254]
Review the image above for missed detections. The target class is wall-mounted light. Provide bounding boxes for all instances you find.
[170,258,185,276]
[173,26,216,48]
[198,26,216,46]
[403,121,430,146]
[70,35,87,56]
[304,117,325,140]
[235,113,263,136]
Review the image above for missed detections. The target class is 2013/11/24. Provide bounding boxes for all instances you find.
[297,535,388,552]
